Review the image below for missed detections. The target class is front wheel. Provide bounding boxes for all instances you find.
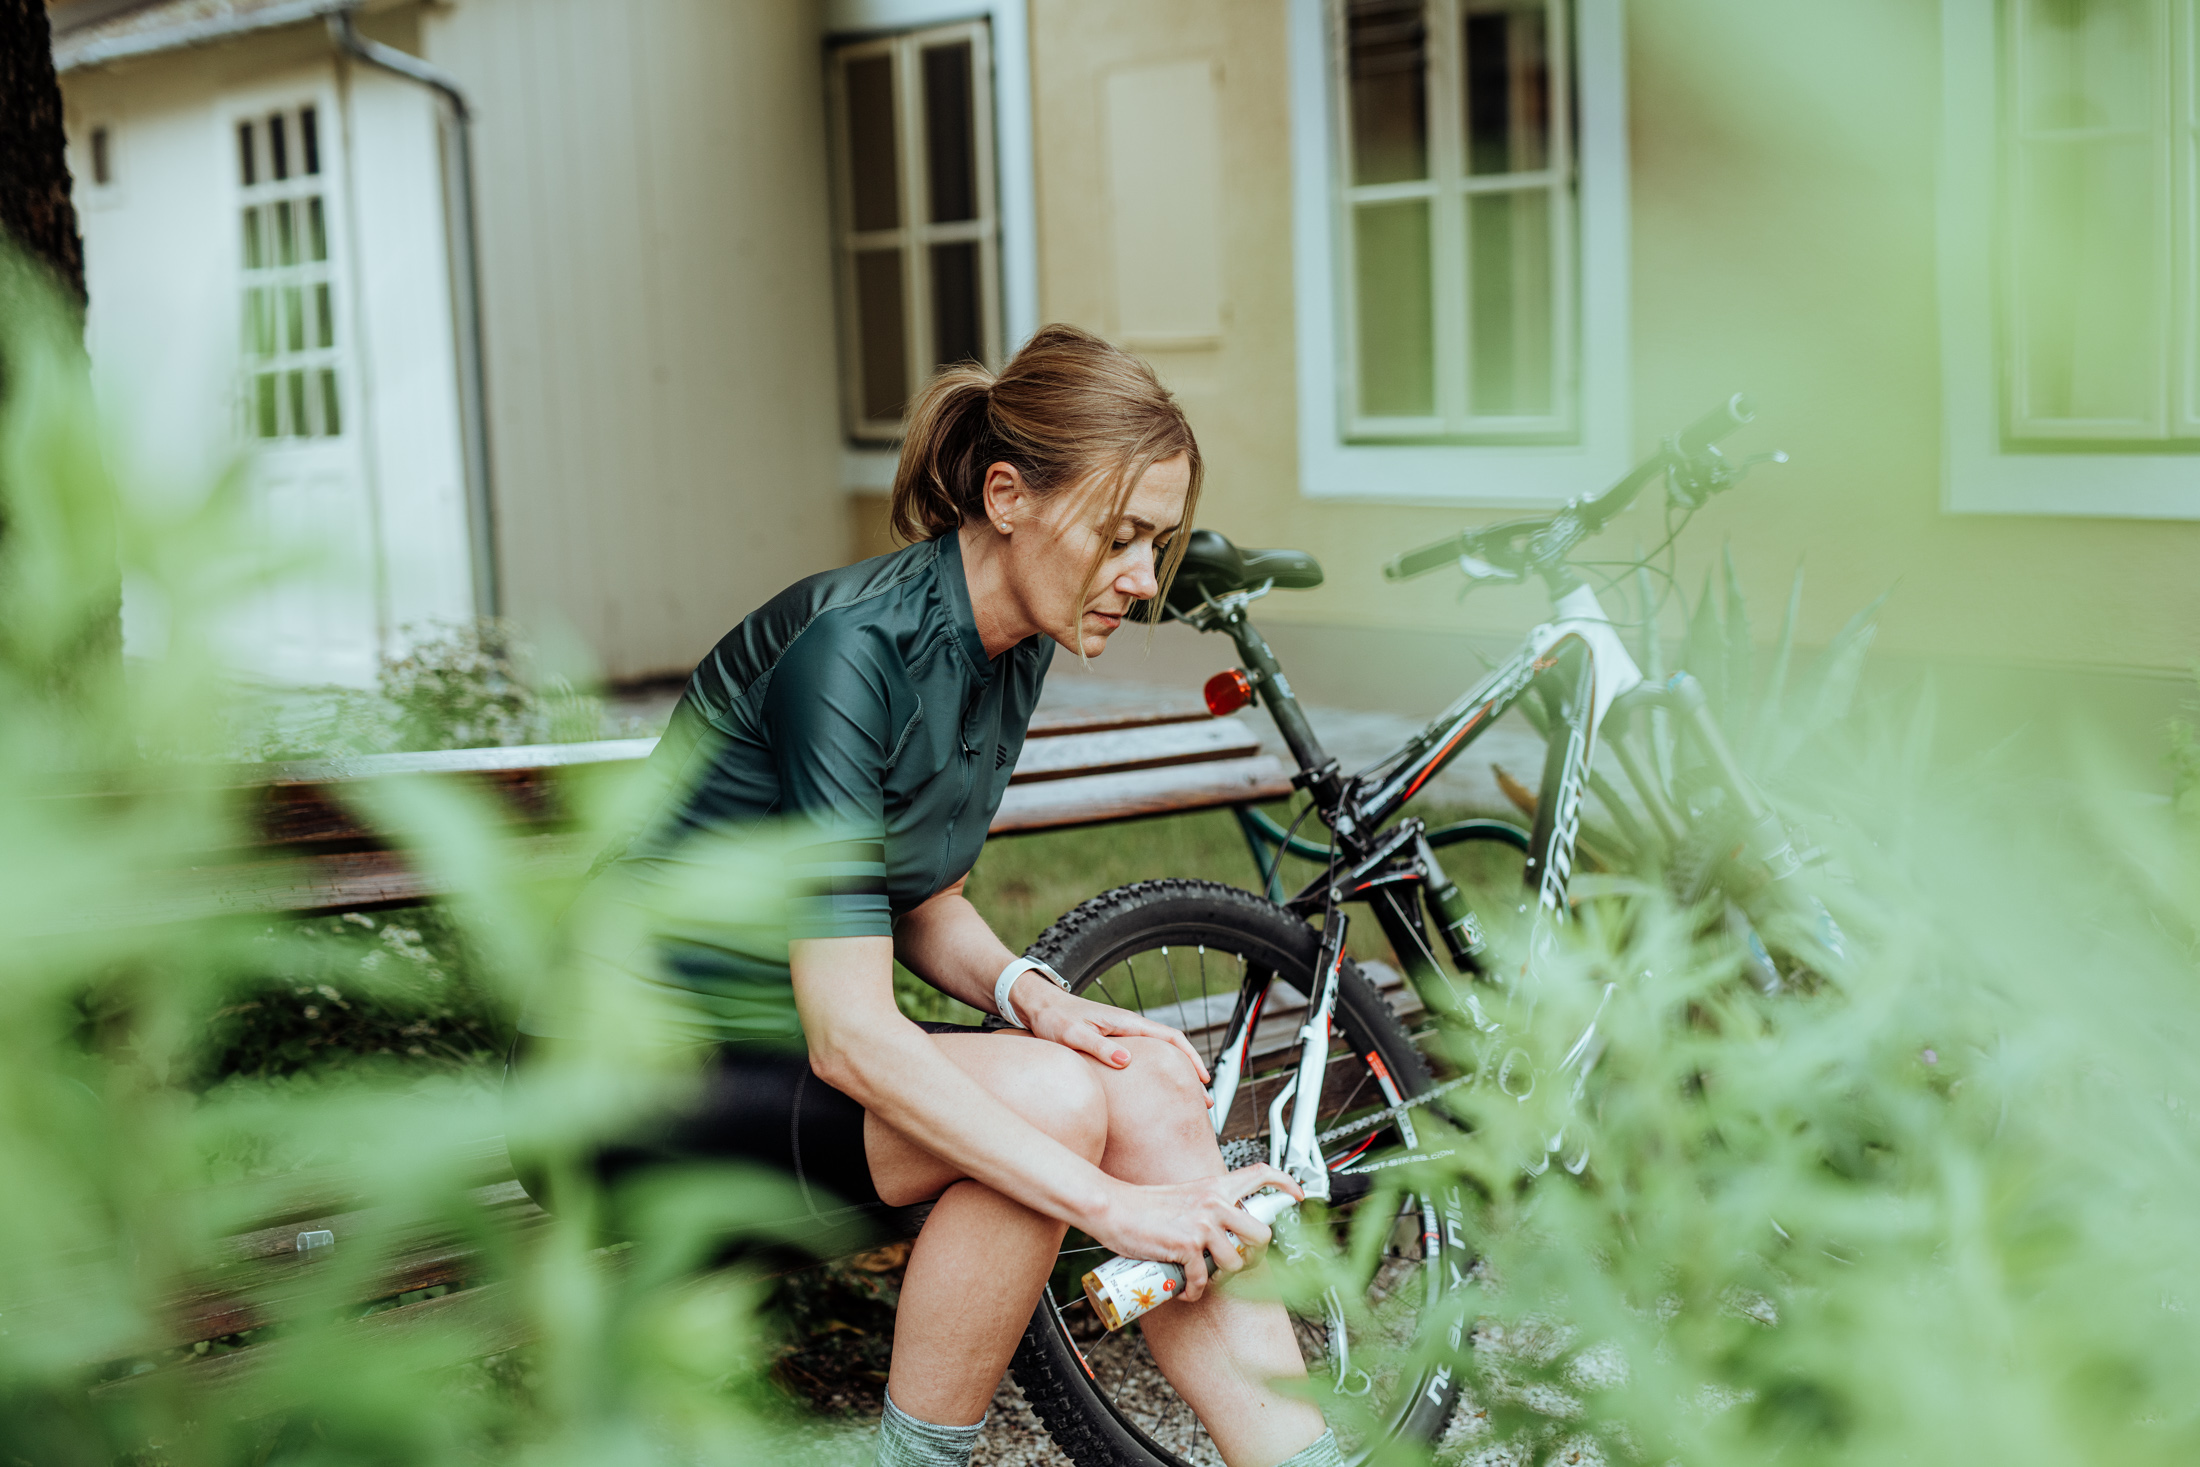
[1007,880,1468,1467]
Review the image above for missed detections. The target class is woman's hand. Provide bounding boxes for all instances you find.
[1092,1165,1304,1302]
[1015,979,1211,1090]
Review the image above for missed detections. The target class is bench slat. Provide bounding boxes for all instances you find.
[1007,719,1259,784]
[990,754,1293,834]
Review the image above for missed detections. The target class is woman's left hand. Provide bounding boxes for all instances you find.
[1016,981,1211,1092]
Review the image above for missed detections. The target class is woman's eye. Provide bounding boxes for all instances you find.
[1112,538,1133,551]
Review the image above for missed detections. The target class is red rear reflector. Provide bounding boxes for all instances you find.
[1205,668,1254,716]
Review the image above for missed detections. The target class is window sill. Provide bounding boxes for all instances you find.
[1943,441,2200,520]
[1299,437,1636,507]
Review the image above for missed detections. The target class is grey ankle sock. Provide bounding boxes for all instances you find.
[872,1387,985,1467]
[1273,1427,1343,1467]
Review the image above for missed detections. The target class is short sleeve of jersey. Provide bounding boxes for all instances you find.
[758,613,898,942]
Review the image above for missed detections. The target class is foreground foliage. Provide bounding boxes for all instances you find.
[2,253,2197,1465]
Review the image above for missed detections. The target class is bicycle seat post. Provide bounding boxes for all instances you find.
[1213,607,1348,826]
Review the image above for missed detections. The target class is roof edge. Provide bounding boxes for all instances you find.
[56,0,364,74]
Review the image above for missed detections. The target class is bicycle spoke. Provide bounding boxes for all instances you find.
[1162,944,1187,1022]
[1126,953,1148,1014]
[1094,970,1125,1011]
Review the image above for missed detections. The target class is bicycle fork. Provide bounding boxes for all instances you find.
[1203,912,1351,1202]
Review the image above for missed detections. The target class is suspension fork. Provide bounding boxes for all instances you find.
[1272,912,1349,1200]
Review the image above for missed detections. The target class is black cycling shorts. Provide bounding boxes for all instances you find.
[507,1021,1000,1225]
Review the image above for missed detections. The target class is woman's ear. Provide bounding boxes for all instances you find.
[980,461,1031,533]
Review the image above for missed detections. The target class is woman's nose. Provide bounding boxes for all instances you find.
[1119,553,1159,599]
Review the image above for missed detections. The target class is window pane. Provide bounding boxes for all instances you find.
[269,113,289,182]
[2013,137,2158,422]
[276,201,296,266]
[91,127,110,187]
[255,373,279,437]
[284,286,305,353]
[288,370,308,436]
[1464,0,1550,175]
[301,105,321,176]
[315,282,334,348]
[846,54,901,232]
[854,248,909,421]
[2017,0,2153,133]
[931,240,982,368]
[320,369,342,436]
[246,288,274,358]
[1354,200,1435,416]
[923,42,978,223]
[1347,0,1429,184]
[307,197,327,262]
[241,207,263,270]
[237,121,256,187]
[1467,189,1556,416]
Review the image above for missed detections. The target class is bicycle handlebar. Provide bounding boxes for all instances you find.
[1382,394,1758,584]
[1675,393,1754,459]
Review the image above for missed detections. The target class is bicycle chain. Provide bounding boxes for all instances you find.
[1314,1071,1474,1147]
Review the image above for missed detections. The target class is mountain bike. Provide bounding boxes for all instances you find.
[1007,397,1843,1467]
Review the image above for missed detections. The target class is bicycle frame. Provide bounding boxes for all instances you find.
[1188,578,1802,1183]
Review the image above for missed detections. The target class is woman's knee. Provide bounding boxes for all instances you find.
[1110,1037,1212,1128]
[992,1041,1108,1159]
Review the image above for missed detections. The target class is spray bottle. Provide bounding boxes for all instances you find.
[1080,1188,1297,1331]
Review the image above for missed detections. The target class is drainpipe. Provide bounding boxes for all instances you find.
[327,8,500,620]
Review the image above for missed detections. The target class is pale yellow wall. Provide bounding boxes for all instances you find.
[1025,0,2200,686]
[424,0,846,682]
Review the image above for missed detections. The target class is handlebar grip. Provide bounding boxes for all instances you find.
[1675,394,1755,457]
[1384,534,1468,582]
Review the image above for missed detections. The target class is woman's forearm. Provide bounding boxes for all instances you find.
[893,887,1019,1013]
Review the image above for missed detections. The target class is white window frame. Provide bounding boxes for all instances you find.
[828,21,1002,444]
[826,0,1039,491]
[1291,0,1631,506]
[231,96,354,446]
[1939,0,2200,518]
[1334,0,1577,442]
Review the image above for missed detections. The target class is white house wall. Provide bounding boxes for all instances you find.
[420,0,847,683]
[337,63,476,643]
[63,23,476,688]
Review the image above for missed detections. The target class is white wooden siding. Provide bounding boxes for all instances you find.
[421,0,847,682]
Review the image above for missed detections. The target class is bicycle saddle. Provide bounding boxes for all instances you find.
[1154,529,1324,616]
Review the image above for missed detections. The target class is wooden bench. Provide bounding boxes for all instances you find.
[73,702,1299,1395]
[101,959,1408,1403]
[61,702,1292,929]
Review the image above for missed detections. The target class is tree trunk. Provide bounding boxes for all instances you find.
[0,0,84,305]
[0,0,120,726]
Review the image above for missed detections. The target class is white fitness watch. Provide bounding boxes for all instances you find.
[994,956,1071,1029]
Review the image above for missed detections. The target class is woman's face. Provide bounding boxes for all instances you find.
[990,452,1191,658]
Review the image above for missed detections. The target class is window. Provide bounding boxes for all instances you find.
[827,23,1002,444]
[1335,0,1575,442]
[1290,0,1627,505]
[236,104,343,441]
[2001,0,2196,446]
[90,125,112,187]
[1937,0,2200,516]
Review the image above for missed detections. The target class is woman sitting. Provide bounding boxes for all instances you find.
[514,325,1336,1467]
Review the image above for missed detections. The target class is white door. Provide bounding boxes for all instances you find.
[227,88,381,688]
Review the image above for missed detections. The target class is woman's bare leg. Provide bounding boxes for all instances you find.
[859,1032,1325,1466]
[864,1034,1106,1425]
[1094,1038,1329,1467]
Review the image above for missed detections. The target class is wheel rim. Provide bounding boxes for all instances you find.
[1029,913,1462,1466]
